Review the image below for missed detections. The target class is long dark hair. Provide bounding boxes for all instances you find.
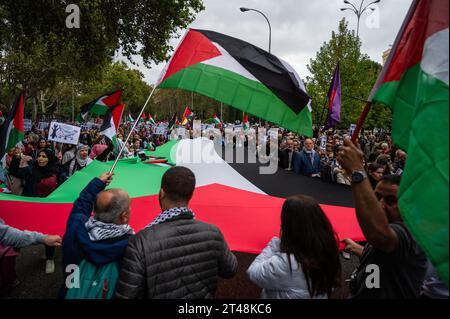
[280,195,341,297]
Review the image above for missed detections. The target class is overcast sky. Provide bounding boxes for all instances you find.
[117,0,413,85]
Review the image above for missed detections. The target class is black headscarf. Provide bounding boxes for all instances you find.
[31,148,57,183]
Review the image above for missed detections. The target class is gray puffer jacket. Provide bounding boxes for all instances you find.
[115,215,238,299]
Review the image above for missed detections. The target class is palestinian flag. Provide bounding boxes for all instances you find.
[213,113,221,125]
[157,29,312,136]
[77,90,122,123]
[168,112,178,130]
[148,114,157,126]
[139,112,146,123]
[370,0,448,284]
[127,112,134,123]
[0,138,364,261]
[0,92,24,166]
[99,103,124,146]
[181,107,194,126]
[243,114,250,132]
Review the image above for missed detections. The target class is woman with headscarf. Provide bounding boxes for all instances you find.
[8,148,60,273]
[66,144,93,177]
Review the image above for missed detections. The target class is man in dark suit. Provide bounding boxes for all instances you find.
[293,138,321,176]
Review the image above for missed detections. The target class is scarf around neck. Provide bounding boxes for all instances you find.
[147,207,195,228]
[85,217,134,242]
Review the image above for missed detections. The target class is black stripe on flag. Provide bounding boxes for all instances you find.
[196,29,311,115]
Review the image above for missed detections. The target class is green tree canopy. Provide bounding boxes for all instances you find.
[0,0,204,117]
[306,18,390,130]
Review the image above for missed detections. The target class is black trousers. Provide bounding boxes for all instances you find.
[45,246,55,260]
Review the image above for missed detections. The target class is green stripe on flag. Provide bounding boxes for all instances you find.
[373,64,449,285]
[6,127,24,152]
[0,140,181,204]
[160,63,312,136]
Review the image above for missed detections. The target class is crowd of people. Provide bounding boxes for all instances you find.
[278,129,406,187]
[0,117,447,299]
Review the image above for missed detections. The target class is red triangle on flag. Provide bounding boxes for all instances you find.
[159,30,222,84]
[112,104,124,130]
[101,90,122,107]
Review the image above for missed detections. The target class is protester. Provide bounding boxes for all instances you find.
[367,163,385,189]
[247,195,341,299]
[292,138,321,177]
[8,147,61,273]
[2,148,32,195]
[61,144,76,165]
[65,144,93,177]
[0,218,62,296]
[338,138,427,298]
[393,149,407,175]
[115,166,237,299]
[62,172,134,298]
[375,154,393,175]
[8,148,58,198]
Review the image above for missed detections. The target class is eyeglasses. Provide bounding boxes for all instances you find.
[375,193,398,206]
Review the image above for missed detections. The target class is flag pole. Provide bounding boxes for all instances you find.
[351,101,373,143]
[109,85,157,174]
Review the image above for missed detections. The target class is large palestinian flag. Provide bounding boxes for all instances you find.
[0,92,24,166]
[157,29,313,137]
[0,137,363,254]
[370,0,448,284]
[77,90,122,123]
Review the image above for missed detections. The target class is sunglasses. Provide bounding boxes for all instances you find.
[375,193,398,206]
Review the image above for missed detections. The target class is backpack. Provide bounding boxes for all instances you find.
[65,259,120,299]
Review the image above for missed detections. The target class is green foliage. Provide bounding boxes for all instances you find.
[0,0,204,117]
[306,19,389,129]
[152,88,231,121]
[54,62,150,119]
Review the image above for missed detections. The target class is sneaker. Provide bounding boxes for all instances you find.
[45,260,55,274]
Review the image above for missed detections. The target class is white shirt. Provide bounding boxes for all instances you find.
[247,237,327,299]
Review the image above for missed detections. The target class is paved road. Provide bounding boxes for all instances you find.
[5,245,359,299]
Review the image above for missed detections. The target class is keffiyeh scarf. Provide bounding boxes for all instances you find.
[85,217,135,242]
[147,207,195,228]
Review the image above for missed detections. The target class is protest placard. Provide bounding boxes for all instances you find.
[38,122,49,131]
[155,126,167,135]
[349,124,357,137]
[47,121,81,145]
[320,136,327,150]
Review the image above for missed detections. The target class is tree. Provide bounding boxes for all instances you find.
[306,18,389,130]
[54,62,150,120]
[0,0,204,118]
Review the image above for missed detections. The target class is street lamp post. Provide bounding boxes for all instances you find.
[340,0,381,37]
[240,7,272,53]
[240,7,271,126]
